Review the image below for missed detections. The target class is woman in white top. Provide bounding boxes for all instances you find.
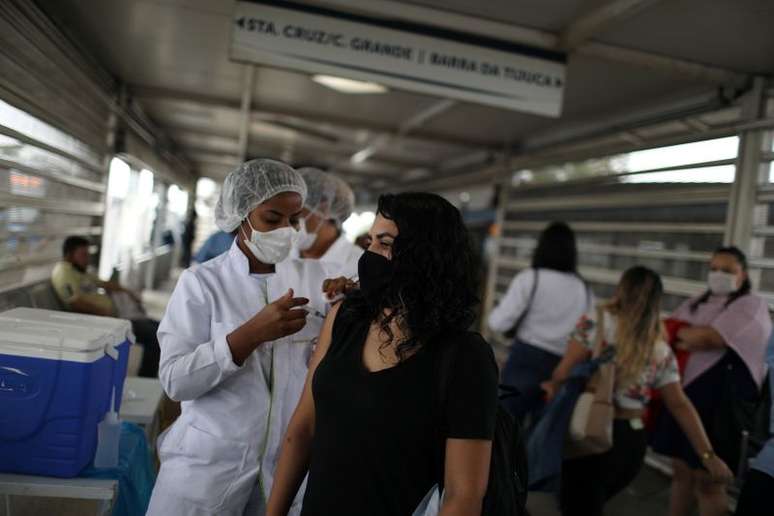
[542,266,732,516]
[146,160,337,516]
[488,222,590,423]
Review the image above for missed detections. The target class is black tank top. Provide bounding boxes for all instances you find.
[300,297,498,516]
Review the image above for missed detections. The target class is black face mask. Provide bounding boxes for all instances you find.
[358,250,395,304]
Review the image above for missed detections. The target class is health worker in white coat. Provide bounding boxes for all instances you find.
[146,159,336,516]
[292,168,362,280]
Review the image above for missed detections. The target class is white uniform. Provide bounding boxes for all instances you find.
[147,241,334,516]
[320,234,363,280]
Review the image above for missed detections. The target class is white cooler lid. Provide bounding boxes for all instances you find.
[0,320,112,363]
[0,307,134,345]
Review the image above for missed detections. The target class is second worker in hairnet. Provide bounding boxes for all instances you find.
[292,168,363,281]
[147,159,338,516]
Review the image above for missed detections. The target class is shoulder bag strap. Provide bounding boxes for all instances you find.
[586,306,607,392]
[508,269,540,339]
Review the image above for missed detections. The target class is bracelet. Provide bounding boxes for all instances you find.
[700,450,716,462]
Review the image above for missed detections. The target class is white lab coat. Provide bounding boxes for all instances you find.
[320,234,363,280]
[146,241,334,516]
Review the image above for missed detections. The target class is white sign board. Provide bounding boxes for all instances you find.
[230,1,566,117]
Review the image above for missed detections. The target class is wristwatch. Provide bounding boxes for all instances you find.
[700,449,716,462]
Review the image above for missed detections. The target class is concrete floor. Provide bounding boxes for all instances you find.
[526,465,679,516]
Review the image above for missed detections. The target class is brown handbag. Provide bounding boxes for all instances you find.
[565,306,616,459]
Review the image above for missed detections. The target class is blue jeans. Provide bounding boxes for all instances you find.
[502,340,561,427]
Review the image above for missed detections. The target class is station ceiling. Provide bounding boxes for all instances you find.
[38,0,774,194]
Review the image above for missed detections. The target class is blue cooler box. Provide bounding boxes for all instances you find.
[0,308,133,412]
[0,317,127,477]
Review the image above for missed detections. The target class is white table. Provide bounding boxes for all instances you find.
[119,377,164,443]
[0,474,117,516]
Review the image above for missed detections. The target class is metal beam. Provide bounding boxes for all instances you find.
[501,220,726,234]
[237,65,256,162]
[309,0,557,48]
[347,98,457,168]
[724,77,768,250]
[309,0,748,86]
[559,0,664,51]
[131,84,490,149]
[397,99,457,135]
[577,43,746,86]
[345,98,457,172]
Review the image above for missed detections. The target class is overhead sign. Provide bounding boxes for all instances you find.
[230,0,566,117]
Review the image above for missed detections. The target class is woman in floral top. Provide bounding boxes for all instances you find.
[542,266,732,516]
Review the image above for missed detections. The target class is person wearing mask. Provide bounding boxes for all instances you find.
[192,229,236,264]
[488,222,590,422]
[293,168,362,279]
[267,193,498,516]
[652,246,772,516]
[542,266,733,516]
[51,236,161,377]
[146,159,338,516]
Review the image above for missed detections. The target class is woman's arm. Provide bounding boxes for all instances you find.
[439,439,492,516]
[541,338,590,400]
[266,302,340,516]
[676,326,725,351]
[487,273,529,334]
[659,382,733,482]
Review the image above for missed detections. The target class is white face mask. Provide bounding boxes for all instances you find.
[294,216,321,252]
[241,218,296,264]
[708,271,738,296]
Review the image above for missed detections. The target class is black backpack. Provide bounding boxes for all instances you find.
[436,339,529,516]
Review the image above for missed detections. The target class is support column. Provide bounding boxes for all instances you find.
[237,65,256,162]
[98,89,123,279]
[481,144,512,338]
[724,77,768,253]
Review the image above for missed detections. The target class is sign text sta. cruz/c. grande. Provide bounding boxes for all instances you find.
[231,1,566,117]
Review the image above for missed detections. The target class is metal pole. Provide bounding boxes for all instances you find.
[724,78,767,251]
[237,65,256,163]
[481,143,512,339]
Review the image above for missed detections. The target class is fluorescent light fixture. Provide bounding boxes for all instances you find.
[312,74,388,94]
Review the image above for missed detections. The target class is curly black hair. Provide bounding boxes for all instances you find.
[345,192,480,360]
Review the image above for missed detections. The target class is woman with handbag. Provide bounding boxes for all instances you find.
[652,246,772,516]
[542,266,732,516]
[488,222,591,423]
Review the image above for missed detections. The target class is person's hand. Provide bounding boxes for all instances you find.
[540,380,558,402]
[244,289,310,344]
[675,340,691,352]
[703,454,733,484]
[322,277,357,301]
